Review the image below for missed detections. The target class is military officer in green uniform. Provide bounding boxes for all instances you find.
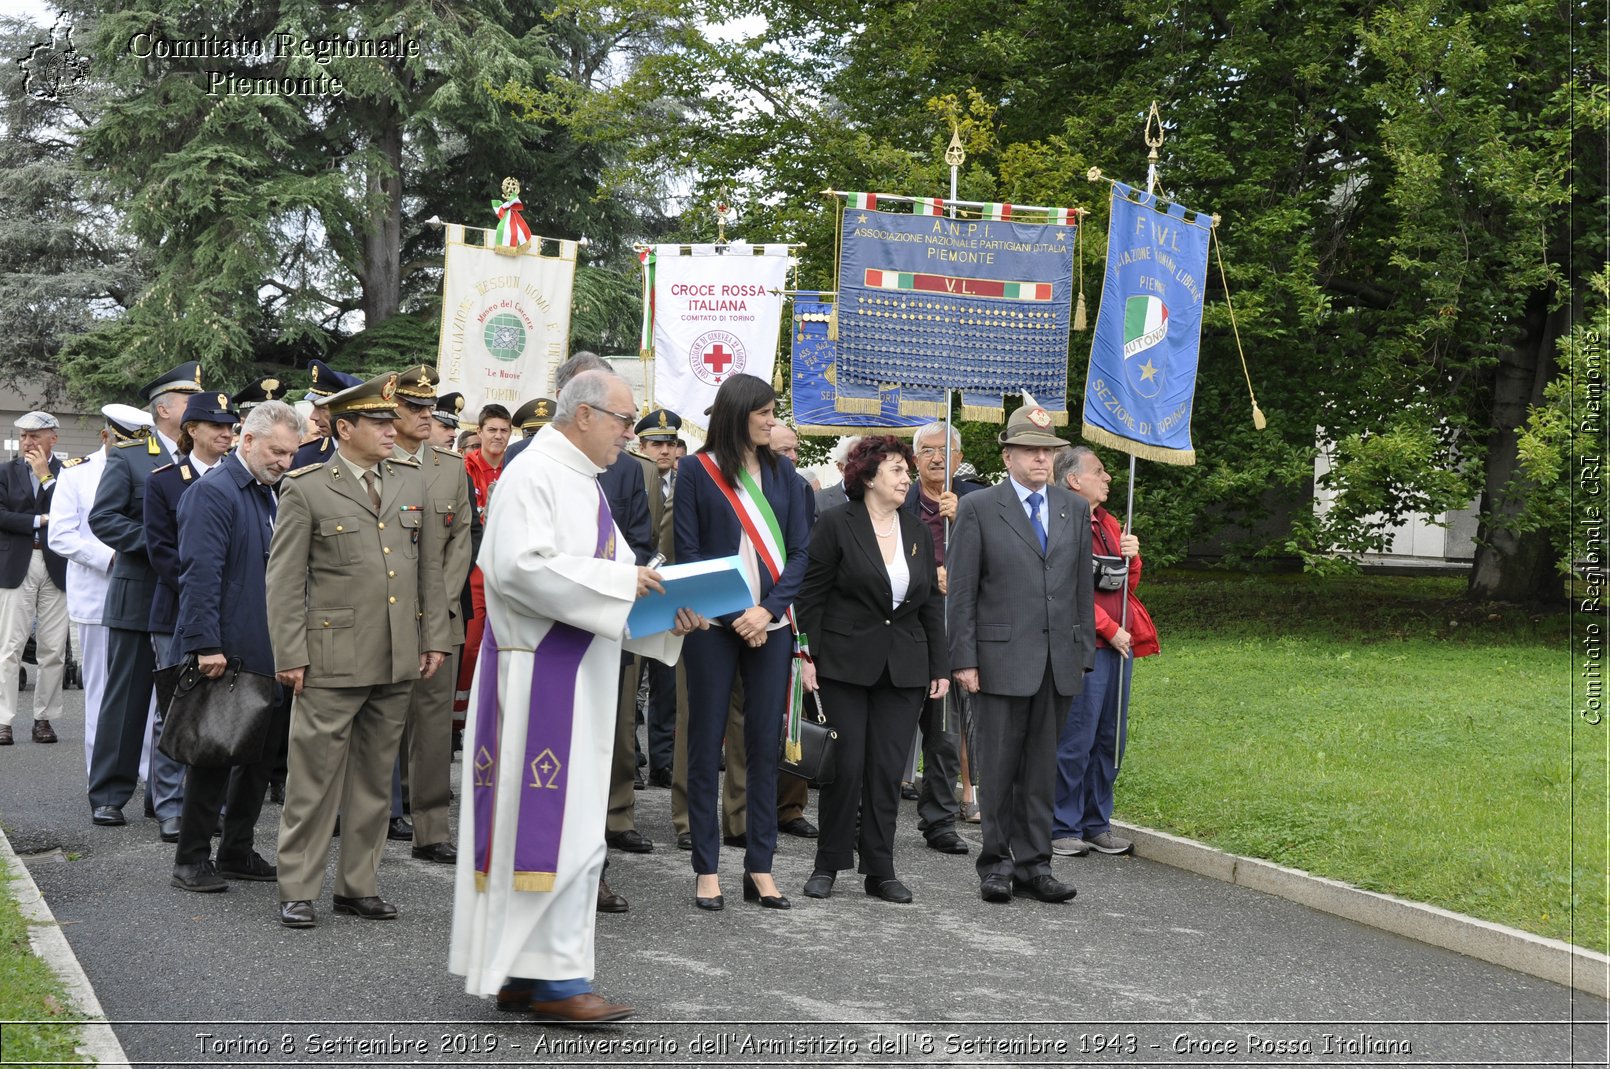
[388,365,473,864]
[267,372,452,929]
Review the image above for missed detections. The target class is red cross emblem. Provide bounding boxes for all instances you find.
[689,330,746,385]
[703,343,733,378]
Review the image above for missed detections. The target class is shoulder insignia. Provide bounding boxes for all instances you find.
[285,463,324,478]
[180,466,193,482]
[62,457,86,468]
[152,462,176,474]
[391,454,420,467]
[430,446,463,459]
[116,438,144,449]
[147,436,161,455]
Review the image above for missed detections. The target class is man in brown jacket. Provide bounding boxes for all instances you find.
[267,372,451,929]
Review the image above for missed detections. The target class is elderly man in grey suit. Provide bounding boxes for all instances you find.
[947,403,1095,905]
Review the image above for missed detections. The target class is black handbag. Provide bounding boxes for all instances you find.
[779,691,838,786]
[154,656,277,768]
[1093,553,1129,591]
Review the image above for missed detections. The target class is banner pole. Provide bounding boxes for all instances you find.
[941,123,964,735]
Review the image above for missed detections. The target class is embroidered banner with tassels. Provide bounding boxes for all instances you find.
[1082,181,1212,465]
[833,198,1077,422]
[790,292,934,434]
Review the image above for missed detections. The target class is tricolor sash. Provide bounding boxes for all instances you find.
[694,454,813,760]
[472,485,616,893]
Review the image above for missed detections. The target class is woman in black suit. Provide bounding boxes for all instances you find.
[795,436,949,903]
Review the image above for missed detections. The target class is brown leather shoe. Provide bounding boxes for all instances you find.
[596,878,628,913]
[0,724,13,745]
[527,992,634,1024]
[495,979,536,1012]
[31,720,56,744]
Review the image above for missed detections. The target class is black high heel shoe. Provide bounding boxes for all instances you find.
[694,877,724,911]
[742,871,791,910]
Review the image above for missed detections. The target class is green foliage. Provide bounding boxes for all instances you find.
[0,866,86,1065]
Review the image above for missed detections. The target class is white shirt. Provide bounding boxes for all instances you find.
[1007,475,1049,533]
[886,542,909,609]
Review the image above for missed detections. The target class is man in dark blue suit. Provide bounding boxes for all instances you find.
[142,392,239,840]
[0,411,68,747]
[292,361,361,469]
[87,361,205,827]
[169,400,304,891]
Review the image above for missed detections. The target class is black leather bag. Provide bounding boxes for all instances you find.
[779,691,838,786]
[154,656,276,768]
[1093,553,1129,591]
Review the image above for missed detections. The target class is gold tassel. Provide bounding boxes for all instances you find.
[1252,400,1267,430]
[785,739,803,763]
[833,392,883,415]
[897,396,950,418]
[1073,216,1087,330]
[774,365,784,392]
[1081,421,1197,466]
[961,402,1004,423]
[1048,408,1070,426]
[826,303,838,341]
[1073,291,1087,332]
[511,870,558,892]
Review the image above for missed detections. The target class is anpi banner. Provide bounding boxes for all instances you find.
[435,223,577,410]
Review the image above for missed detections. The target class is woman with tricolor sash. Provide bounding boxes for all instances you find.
[674,374,812,911]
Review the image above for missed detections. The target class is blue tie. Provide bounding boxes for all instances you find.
[1026,491,1048,553]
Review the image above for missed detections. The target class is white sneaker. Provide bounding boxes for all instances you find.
[1051,836,1090,857]
[1088,831,1133,855]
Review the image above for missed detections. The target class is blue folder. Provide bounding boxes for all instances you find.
[626,555,753,638]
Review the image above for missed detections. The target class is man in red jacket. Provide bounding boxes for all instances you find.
[1051,445,1160,858]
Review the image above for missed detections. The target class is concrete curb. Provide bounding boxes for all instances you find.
[1114,819,1610,999]
[1,826,130,1068]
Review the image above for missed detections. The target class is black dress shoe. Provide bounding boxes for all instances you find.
[411,841,457,864]
[676,832,693,850]
[980,873,1012,903]
[926,830,969,855]
[865,876,913,903]
[802,871,835,899]
[1012,874,1077,903]
[268,781,285,805]
[142,793,156,819]
[633,768,646,790]
[596,879,629,913]
[648,768,673,788]
[387,816,413,841]
[722,833,747,848]
[0,725,11,744]
[694,892,724,911]
[157,816,181,843]
[778,816,818,838]
[216,852,277,881]
[279,900,315,928]
[30,719,56,743]
[605,829,654,854]
[171,861,227,893]
[332,894,398,919]
[899,782,919,801]
[91,805,125,827]
[742,872,791,909]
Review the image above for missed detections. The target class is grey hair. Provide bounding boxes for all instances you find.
[241,399,305,441]
[553,370,625,426]
[151,391,188,419]
[828,435,862,465]
[1054,444,1098,484]
[554,351,610,394]
[912,421,961,451]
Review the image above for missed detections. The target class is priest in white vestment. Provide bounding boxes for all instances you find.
[450,370,704,1024]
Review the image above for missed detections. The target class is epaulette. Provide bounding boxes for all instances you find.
[62,457,87,468]
[152,462,176,474]
[430,445,463,459]
[115,438,145,449]
[389,454,421,467]
[284,463,324,478]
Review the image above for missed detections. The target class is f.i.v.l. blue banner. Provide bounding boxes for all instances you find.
[1082,182,1212,465]
[836,208,1075,422]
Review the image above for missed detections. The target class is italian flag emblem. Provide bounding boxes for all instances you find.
[913,198,944,216]
[984,203,1012,221]
[848,192,877,210]
[1123,295,1169,358]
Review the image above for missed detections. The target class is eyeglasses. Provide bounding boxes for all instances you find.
[583,403,637,429]
[916,446,950,458]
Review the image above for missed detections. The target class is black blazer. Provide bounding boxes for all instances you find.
[795,498,948,689]
[0,456,66,591]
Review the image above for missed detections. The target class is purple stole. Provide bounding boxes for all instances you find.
[472,484,617,893]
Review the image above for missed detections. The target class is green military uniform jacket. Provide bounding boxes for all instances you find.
[394,442,473,646]
[266,451,452,687]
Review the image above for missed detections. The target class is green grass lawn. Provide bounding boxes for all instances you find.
[1117,569,1606,953]
[0,865,85,1066]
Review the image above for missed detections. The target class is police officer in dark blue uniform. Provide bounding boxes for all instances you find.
[292,361,361,469]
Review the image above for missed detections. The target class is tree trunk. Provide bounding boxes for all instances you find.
[359,106,403,328]
[1469,286,1571,605]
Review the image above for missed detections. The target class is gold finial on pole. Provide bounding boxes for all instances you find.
[944,124,965,169]
[1144,101,1164,163]
[714,186,736,244]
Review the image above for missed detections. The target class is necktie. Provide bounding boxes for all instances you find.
[1026,491,1048,553]
[363,471,381,511]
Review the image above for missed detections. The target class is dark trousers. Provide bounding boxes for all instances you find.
[87,625,157,809]
[1054,648,1131,840]
[915,692,962,839]
[174,693,288,866]
[684,625,791,876]
[973,655,1068,882]
[814,670,925,879]
[645,659,677,775]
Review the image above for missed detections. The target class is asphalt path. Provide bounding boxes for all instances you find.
[1,687,1604,1068]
